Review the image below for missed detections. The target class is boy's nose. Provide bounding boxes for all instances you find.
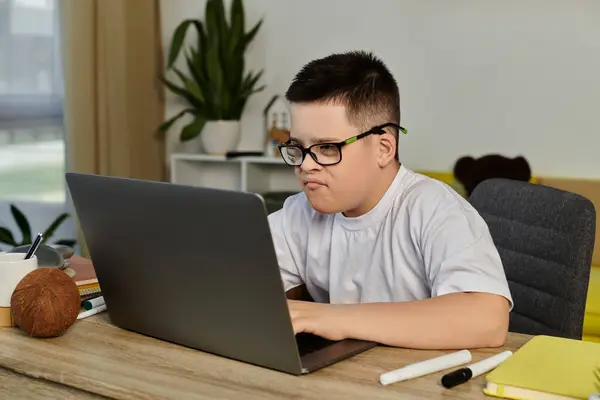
[300,153,320,171]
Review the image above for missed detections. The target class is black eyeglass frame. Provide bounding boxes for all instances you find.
[277,123,407,167]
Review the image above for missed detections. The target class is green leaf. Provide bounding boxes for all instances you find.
[181,115,207,141]
[161,76,189,98]
[10,204,31,244]
[236,19,262,54]
[229,56,244,97]
[192,21,208,77]
[194,21,207,51]
[221,87,232,118]
[0,227,16,246]
[243,69,264,91]
[212,0,228,45]
[160,76,203,109]
[167,19,195,68]
[229,0,244,56]
[206,0,227,71]
[185,49,205,88]
[205,38,223,118]
[42,213,70,243]
[205,0,219,39]
[186,48,215,117]
[172,67,205,104]
[232,97,248,119]
[158,108,195,134]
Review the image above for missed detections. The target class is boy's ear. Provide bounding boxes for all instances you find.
[377,131,397,166]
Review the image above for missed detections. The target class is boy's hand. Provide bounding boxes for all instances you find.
[287,300,350,341]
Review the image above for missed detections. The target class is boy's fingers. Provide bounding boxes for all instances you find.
[292,318,308,335]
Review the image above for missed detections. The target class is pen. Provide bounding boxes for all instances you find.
[77,304,107,320]
[380,349,472,386]
[24,233,43,260]
[441,350,513,389]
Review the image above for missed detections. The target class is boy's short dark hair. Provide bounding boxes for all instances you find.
[285,50,401,161]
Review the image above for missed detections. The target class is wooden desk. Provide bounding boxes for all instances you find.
[0,315,531,399]
[0,368,103,399]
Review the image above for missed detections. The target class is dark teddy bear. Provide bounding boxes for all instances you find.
[453,154,532,197]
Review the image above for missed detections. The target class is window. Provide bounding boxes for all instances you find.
[0,0,65,203]
[0,0,73,253]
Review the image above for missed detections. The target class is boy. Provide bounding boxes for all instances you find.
[268,51,512,350]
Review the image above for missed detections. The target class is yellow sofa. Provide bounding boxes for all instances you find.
[584,267,600,343]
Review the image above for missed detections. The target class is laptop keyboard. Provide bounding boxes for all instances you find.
[296,332,337,357]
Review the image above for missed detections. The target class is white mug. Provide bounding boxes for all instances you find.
[0,253,38,307]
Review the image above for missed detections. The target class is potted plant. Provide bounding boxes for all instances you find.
[0,204,76,250]
[159,0,265,154]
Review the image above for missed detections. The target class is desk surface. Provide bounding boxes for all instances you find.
[0,368,103,399]
[0,314,532,399]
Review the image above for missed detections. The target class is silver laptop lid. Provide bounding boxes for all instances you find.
[66,173,304,374]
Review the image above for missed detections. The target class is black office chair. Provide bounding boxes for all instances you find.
[470,178,596,339]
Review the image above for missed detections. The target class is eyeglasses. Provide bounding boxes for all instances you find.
[278,123,407,167]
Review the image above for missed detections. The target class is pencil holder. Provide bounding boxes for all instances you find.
[0,253,38,327]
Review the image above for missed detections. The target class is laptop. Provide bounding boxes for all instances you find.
[65,172,377,375]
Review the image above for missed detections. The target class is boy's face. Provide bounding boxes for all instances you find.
[288,102,383,216]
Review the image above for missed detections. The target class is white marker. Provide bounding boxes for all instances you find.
[83,296,105,311]
[441,350,513,388]
[379,349,472,386]
[77,304,107,320]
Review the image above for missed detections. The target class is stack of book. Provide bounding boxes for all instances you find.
[66,256,100,302]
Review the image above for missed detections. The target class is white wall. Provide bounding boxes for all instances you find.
[161,0,600,178]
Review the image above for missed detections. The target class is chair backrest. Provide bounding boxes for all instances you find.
[469,178,596,339]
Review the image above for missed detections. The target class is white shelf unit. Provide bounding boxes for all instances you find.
[169,153,301,194]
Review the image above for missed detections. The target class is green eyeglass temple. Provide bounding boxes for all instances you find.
[345,123,407,144]
[278,123,407,166]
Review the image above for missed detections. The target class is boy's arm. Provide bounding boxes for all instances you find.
[352,292,509,348]
[288,291,509,348]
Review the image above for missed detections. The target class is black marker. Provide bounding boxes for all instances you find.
[441,350,513,389]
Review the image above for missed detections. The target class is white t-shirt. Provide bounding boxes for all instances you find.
[267,164,513,308]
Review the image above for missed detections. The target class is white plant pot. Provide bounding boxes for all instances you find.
[200,120,241,155]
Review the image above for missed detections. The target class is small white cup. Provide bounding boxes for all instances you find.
[0,253,38,308]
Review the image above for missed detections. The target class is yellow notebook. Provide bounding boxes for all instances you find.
[484,335,600,399]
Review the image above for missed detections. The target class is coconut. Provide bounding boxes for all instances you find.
[10,268,80,338]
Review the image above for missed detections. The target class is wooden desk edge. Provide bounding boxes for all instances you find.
[0,317,533,400]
